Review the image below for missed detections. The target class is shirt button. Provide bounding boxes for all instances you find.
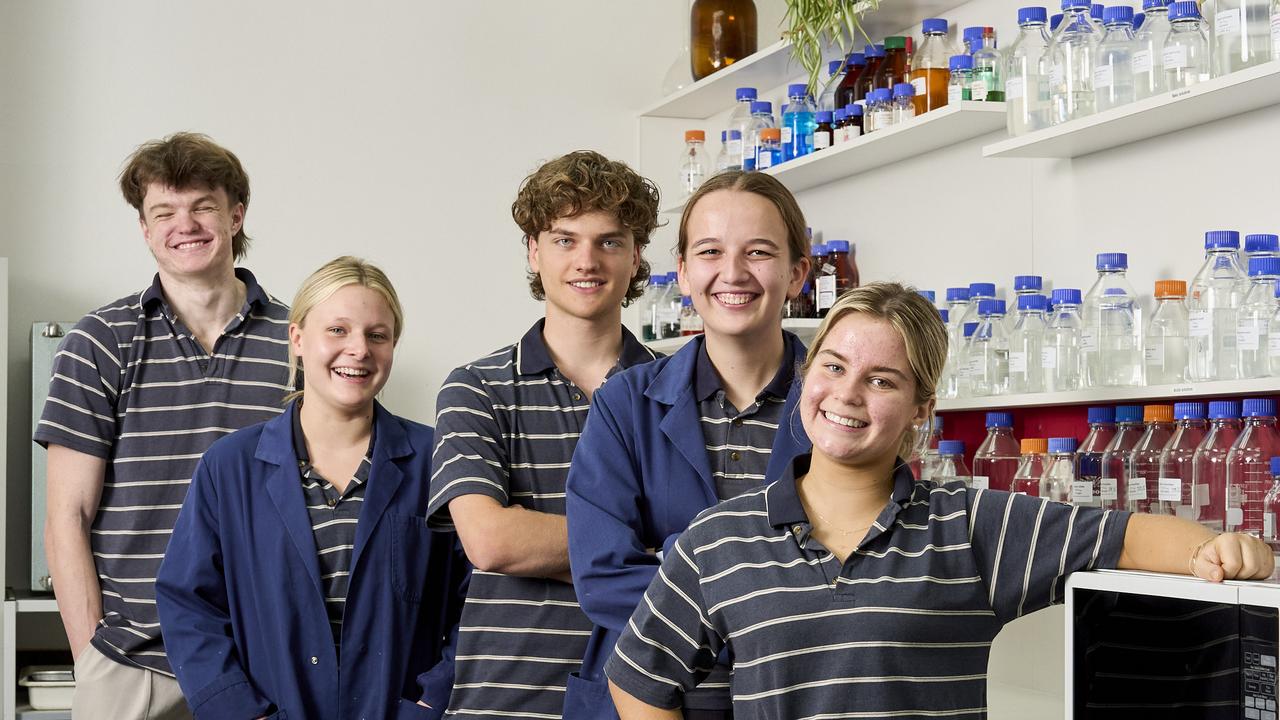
[310,656,318,665]
[730,451,741,462]
[572,393,582,401]
[326,498,337,508]
[732,419,743,427]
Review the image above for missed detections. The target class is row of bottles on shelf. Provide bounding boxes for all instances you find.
[640,272,704,341]
[927,230,1280,399]
[1006,0,1280,136]
[918,400,1280,547]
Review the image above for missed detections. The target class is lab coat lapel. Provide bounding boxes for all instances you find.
[351,403,411,575]
[257,404,325,598]
[649,341,717,502]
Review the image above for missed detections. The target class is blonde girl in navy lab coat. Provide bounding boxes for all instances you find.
[157,256,466,720]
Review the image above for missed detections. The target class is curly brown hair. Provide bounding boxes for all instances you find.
[512,151,660,307]
[119,132,253,261]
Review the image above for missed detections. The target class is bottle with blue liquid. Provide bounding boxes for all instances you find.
[782,84,816,161]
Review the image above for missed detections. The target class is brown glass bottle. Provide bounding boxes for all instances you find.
[691,0,758,81]
[875,37,911,89]
[834,53,867,110]
[855,45,886,107]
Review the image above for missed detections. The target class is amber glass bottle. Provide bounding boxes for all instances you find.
[691,0,758,80]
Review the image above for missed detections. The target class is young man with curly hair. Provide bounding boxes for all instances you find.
[426,151,661,718]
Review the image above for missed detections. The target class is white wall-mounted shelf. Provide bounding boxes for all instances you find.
[936,377,1280,413]
[639,0,997,120]
[645,318,822,354]
[661,102,1007,215]
[982,60,1280,159]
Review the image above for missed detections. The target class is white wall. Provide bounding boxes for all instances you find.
[0,0,794,588]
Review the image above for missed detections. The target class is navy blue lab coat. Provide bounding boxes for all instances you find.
[563,334,811,719]
[156,401,467,720]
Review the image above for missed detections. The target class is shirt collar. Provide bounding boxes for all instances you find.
[516,318,657,377]
[693,331,802,403]
[766,453,917,530]
[141,267,270,315]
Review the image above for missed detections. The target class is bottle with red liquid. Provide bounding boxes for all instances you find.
[1226,398,1280,536]
[1011,438,1049,496]
[972,412,1021,492]
[1262,456,1280,550]
[1194,400,1242,532]
[1124,404,1175,515]
[1154,402,1207,517]
[834,52,867,111]
[1098,405,1145,509]
[856,44,887,111]
[876,36,912,90]
[816,240,856,317]
[679,296,703,336]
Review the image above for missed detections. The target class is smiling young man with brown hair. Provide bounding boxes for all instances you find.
[426,150,661,718]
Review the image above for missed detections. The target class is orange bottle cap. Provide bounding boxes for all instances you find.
[1144,404,1173,422]
[1021,438,1047,454]
[685,130,706,142]
[1155,280,1186,298]
[760,127,782,141]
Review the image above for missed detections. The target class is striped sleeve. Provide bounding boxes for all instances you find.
[966,489,1131,622]
[426,365,510,529]
[604,531,723,710]
[33,313,124,457]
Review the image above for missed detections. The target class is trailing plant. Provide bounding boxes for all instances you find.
[784,0,879,95]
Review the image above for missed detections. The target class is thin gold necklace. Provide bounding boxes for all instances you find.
[811,508,874,537]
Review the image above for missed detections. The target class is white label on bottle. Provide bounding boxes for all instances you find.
[966,353,986,378]
[873,109,894,130]
[1163,45,1190,69]
[758,153,773,169]
[1093,64,1115,89]
[814,131,832,150]
[1100,478,1119,501]
[1006,76,1026,100]
[1215,8,1241,37]
[1132,49,1154,75]
[1127,477,1148,501]
[948,84,964,104]
[1158,477,1182,502]
[1050,63,1065,87]
[1080,328,1099,352]
[1010,351,1028,373]
[971,79,989,101]
[1071,481,1094,503]
[971,475,990,490]
[726,138,743,157]
[1188,309,1212,337]
[1237,320,1261,351]
[1144,339,1165,365]
[817,274,836,310]
[1194,482,1210,507]
[1269,332,1280,356]
[1272,11,1280,58]
[911,76,927,96]
[1041,346,1058,369]
[781,126,793,144]
[1267,512,1275,540]
[1228,507,1244,528]
[848,125,862,138]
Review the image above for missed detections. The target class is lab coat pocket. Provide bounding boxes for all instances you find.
[391,513,433,603]
[563,671,618,720]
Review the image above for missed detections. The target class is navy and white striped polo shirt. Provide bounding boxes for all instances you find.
[34,269,291,675]
[607,454,1131,718]
[427,320,658,718]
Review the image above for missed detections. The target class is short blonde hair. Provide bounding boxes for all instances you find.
[286,256,405,401]
[800,282,948,459]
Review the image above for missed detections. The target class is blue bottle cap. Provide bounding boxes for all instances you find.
[1014,275,1043,291]
[1142,0,1171,9]
[720,130,727,142]
[1115,405,1144,423]
[986,412,1014,428]
[787,83,809,98]
[939,308,950,323]
[946,287,971,302]
[666,271,679,282]
[950,54,974,71]
[828,60,844,75]
[1133,11,1146,28]
[918,289,937,303]
[873,88,893,102]
[1087,406,1116,424]
[781,104,789,115]
[1208,400,1240,419]
[963,26,984,45]
[834,109,847,122]
[1019,6,1050,24]
[728,129,742,140]
[978,299,1007,316]
[1048,437,1078,453]
[801,281,811,293]
[1017,294,1048,311]
[1051,13,1065,28]
[811,243,827,256]
[1061,0,1090,10]
[892,82,915,98]
[922,18,948,33]
[1243,398,1276,418]
[938,439,965,455]
[750,101,773,115]
[650,275,667,286]
[1204,230,1241,249]
[1103,6,1134,24]
[963,322,979,338]
[1272,456,1280,477]
[828,240,851,253]
[1091,3,1104,19]
[1167,1,1201,20]
[1246,234,1280,253]
[1173,402,1206,420]
[816,110,834,123]
[735,87,758,101]
[681,296,693,307]
[1096,252,1128,270]
[848,103,864,116]
[1051,287,1082,305]
[866,43,886,58]
[847,52,866,66]
[1249,256,1280,276]
[968,282,996,298]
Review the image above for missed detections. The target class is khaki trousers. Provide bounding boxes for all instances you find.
[71,644,190,720]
